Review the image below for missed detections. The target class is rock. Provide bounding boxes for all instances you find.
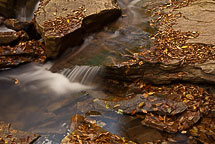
[104,60,215,84]
[0,0,16,18]
[4,19,40,39]
[172,0,215,45]
[4,19,32,31]
[95,94,187,116]
[189,117,215,144]
[34,0,121,58]
[0,121,39,143]
[0,31,20,45]
[0,40,46,69]
[127,125,163,143]
[141,111,201,133]
[62,114,135,144]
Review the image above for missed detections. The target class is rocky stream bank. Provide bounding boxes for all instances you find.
[1,0,215,143]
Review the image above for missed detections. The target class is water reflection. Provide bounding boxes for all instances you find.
[50,0,155,71]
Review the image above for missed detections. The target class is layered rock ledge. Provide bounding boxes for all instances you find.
[34,0,121,58]
[0,121,39,144]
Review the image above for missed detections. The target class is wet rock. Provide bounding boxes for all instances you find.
[0,31,20,45]
[34,0,121,58]
[0,0,16,18]
[95,94,187,116]
[127,125,163,143]
[0,121,39,143]
[189,117,215,144]
[141,111,201,133]
[4,19,33,31]
[0,40,46,69]
[4,19,40,39]
[62,114,135,144]
[105,60,215,84]
[0,16,4,25]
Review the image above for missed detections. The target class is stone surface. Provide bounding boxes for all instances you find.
[0,0,16,18]
[0,40,46,69]
[172,0,215,45]
[95,94,187,116]
[0,31,20,45]
[104,60,215,84]
[0,121,39,144]
[4,19,33,31]
[34,0,121,58]
[4,19,40,39]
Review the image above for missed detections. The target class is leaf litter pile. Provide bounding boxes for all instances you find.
[43,7,85,37]
[98,79,215,143]
[0,40,46,69]
[62,114,136,144]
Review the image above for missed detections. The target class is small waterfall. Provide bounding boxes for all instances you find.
[61,66,102,85]
[17,0,40,22]
[18,7,27,22]
[0,63,92,96]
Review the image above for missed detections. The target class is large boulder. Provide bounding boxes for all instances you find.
[34,0,121,58]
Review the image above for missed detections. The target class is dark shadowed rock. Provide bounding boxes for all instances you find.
[4,19,40,39]
[34,0,121,58]
[141,111,201,133]
[4,19,33,31]
[0,121,39,143]
[0,31,20,45]
[0,40,46,69]
[0,0,16,18]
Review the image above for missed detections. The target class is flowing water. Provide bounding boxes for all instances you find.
[0,0,189,143]
[0,25,15,32]
[16,0,40,22]
[61,66,102,85]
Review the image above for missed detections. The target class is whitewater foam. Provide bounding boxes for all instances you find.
[0,63,91,95]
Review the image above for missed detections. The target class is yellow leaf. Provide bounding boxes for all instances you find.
[67,19,70,23]
[186,94,194,100]
[139,84,144,89]
[138,102,145,108]
[181,45,188,49]
[164,48,168,53]
[148,92,155,95]
[142,109,147,113]
[139,61,143,65]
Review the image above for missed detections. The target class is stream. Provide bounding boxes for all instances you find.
[0,0,189,143]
